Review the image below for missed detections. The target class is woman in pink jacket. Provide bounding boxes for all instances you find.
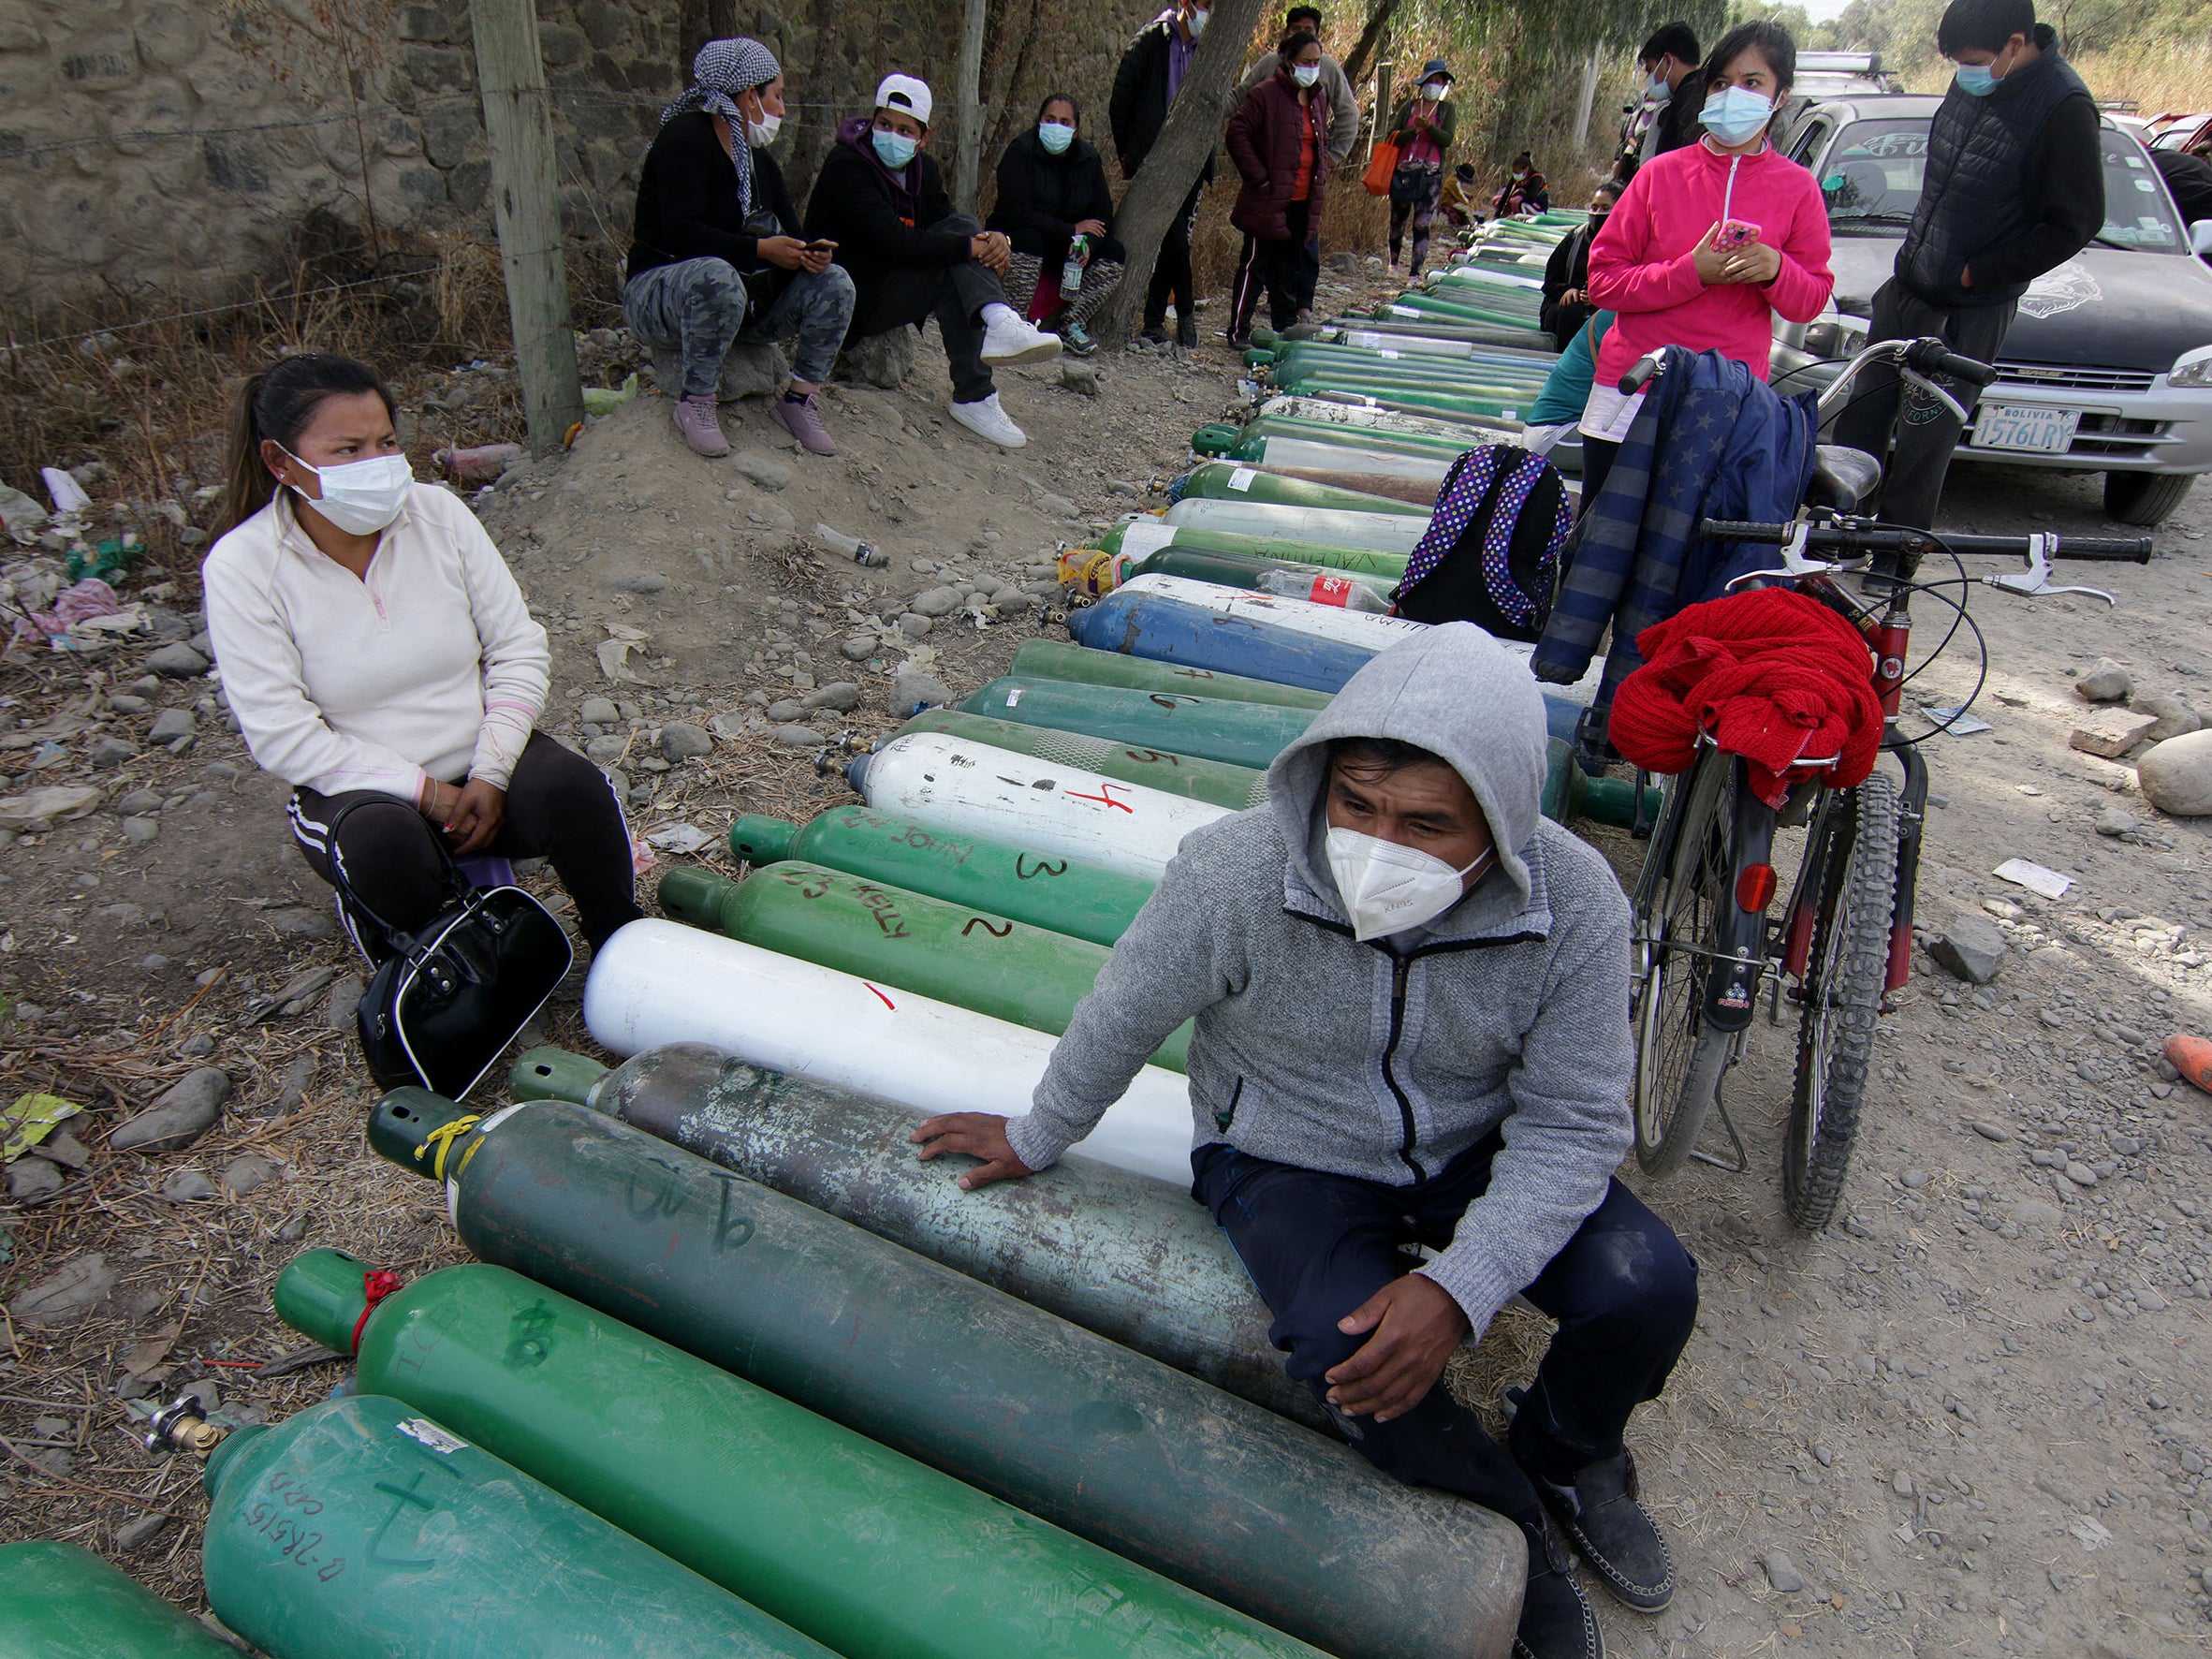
[1579,20,1833,502]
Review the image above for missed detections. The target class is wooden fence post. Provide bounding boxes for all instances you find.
[952,0,990,213]
[469,0,585,455]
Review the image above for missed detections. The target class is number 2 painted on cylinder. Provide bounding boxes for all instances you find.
[961,917,1013,938]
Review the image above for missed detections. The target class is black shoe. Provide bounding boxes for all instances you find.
[1510,1405,1674,1613]
[1515,1520,1604,1659]
[1139,322,1170,346]
[1223,330,1252,350]
[1176,316,1198,349]
[1282,321,1323,342]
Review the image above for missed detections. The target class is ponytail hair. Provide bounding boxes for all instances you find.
[215,353,397,537]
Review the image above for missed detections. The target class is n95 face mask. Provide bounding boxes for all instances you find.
[1325,827,1494,942]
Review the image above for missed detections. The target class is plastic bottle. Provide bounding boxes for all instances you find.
[1062,233,1087,295]
[812,522,887,567]
[1253,568,1397,612]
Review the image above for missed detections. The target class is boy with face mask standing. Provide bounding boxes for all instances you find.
[805,74,1062,448]
[912,624,1698,1659]
[1830,0,2102,543]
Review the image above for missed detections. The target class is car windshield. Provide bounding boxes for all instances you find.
[1820,117,2187,253]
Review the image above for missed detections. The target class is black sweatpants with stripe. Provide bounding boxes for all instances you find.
[289,730,641,952]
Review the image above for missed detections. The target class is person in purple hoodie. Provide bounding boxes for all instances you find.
[803,74,1062,449]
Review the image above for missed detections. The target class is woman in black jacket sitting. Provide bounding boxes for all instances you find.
[987,94,1126,357]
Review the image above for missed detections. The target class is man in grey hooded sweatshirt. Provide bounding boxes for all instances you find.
[916,623,1696,1659]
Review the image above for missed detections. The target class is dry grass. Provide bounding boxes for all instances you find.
[2073,38,2212,114]
[0,232,528,592]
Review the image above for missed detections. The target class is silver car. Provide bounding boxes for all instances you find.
[1768,93,2212,525]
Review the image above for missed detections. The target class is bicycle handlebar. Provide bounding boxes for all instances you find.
[1699,521,2152,563]
[1901,337,1998,389]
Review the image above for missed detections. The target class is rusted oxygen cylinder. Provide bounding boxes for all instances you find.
[1010,638,1332,710]
[509,1040,1325,1430]
[195,1393,829,1658]
[0,1541,241,1658]
[369,1092,1525,1659]
[896,706,1271,811]
[726,805,1153,947]
[272,1252,1317,1659]
[958,676,1315,772]
[654,861,1192,1070]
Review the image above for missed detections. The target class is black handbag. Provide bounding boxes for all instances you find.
[327,801,573,1099]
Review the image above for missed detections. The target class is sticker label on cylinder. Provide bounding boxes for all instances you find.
[397,1417,466,1455]
[1119,521,1176,557]
[1227,468,1256,492]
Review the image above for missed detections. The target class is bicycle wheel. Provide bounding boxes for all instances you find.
[1784,771,1900,1230]
[1631,747,1736,1176]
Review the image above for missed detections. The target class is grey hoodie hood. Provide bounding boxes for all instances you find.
[1266,623,1547,938]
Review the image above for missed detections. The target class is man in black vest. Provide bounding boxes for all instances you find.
[1614,23,1701,184]
[1832,0,2102,541]
[1110,0,1217,347]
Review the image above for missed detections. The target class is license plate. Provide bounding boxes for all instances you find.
[1972,403,2080,454]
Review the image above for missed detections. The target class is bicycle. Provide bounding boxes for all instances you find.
[1609,337,2153,1229]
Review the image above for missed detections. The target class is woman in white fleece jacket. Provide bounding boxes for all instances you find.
[203,354,641,952]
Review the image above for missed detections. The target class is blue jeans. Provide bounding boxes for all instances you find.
[623,256,857,393]
[1191,1137,1697,1528]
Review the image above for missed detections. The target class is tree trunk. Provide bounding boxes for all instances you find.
[1340,0,1400,85]
[678,0,741,73]
[1093,0,1273,348]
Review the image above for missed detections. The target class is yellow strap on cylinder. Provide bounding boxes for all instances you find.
[416,1114,484,1182]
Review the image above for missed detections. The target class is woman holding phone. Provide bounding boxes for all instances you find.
[624,37,857,457]
[1580,20,1832,501]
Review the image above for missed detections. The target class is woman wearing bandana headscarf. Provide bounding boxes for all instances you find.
[624,37,857,457]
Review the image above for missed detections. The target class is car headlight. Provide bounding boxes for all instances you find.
[1804,315,1869,360]
[2172,345,2212,388]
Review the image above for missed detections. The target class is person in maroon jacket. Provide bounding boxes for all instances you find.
[1224,31,1330,345]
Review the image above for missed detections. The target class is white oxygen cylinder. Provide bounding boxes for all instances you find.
[845,731,1228,881]
[584,920,1194,1184]
[1116,572,1434,652]
[1243,438,1455,482]
[1159,498,1431,553]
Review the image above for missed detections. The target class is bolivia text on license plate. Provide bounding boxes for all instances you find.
[1973,403,2080,454]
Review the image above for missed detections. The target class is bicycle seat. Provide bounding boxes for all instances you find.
[1806,444,1882,511]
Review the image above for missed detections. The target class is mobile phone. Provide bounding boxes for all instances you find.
[1715,219,1761,252]
[803,239,837,252]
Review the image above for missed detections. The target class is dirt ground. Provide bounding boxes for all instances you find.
[3,261,2210,1659]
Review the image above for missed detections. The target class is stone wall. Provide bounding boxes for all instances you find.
[0,0,1148,323]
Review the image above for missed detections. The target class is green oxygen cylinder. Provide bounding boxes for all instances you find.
[893,706,1270,811]
[1010,638,1332,709]
[366,1093,1527,1659]
[1140,546,1398,599]
[0,1542,241,1659]
[195,1394,829,1659]
[1092,520,1413,580]
[1166,460,1429,516]
[1282,376,1531,422]
[656,861,1192,1070]
[1229,413,1484,461]
[273,1253,1315,1659]
[726,804,1153,947]
[958,676,1313,772]
[1540,737,1664,829]
[506,1042,1326,1431]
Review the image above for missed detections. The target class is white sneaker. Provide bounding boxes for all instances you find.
[980,312,1062,366]
[948,392,1027,448]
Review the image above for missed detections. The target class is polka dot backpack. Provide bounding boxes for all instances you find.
[1393,443,1572,643]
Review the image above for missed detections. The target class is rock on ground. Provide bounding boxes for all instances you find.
[649,339,790,403]
[7,1254,117,1326]
[1930,915,2007,983]
[2136,727,2212,815]
[834,329,916,388]
[2073,658,2131,702]
[109,1067,232,1152]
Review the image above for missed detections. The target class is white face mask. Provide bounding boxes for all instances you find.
[1293,62,1320,86]
[1420,81,1445,100]
[745,110,782,148]
[1325,826,1494,943]
[1185,6,1209,36]
[282,447,414,536]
